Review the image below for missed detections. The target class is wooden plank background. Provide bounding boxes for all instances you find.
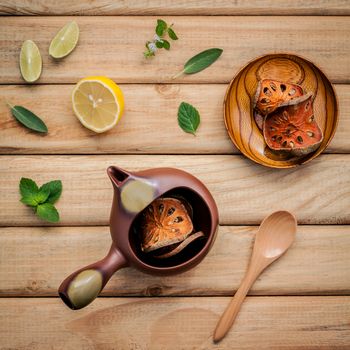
[1,155,349,226]
[1,225,349,297]
[0,17,349,84]
[1,0,349,16]
[1,84,349,154]
[1,297,350,349]
[0,2,349,349]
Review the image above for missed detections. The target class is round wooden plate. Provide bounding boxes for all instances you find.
[224,54,338,168]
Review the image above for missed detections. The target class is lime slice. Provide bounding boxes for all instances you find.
[49,21,79,59]
[20,40,42,83]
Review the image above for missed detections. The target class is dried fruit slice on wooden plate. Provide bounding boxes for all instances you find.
[253,79,304,130]
[140,197,204,258]
[263,94,323,156]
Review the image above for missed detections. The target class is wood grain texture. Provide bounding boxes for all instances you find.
[1,0,349,16]
[225,54,338,168]
[1,225,349,297]
[1,84,349,154]
[0,17,349,84]
[1,297,349,349]
[0,154,349,226]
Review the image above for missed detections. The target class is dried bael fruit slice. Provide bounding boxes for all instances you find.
[154,231,205,259]
[253,79,304,130]
[140,197,193,252]
[263,94,323,156]
[140,197,204,258]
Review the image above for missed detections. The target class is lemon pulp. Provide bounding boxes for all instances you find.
[72,77,124,133]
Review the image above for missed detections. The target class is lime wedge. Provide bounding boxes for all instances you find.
[49,21,79,59]
[20,40,42,83]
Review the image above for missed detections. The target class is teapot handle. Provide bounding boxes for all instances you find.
[58,244,128,310]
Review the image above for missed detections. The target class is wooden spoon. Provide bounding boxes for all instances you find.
[213,211,297,343]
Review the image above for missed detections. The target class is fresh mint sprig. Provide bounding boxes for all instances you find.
[144,19,178,58]
[19,177,62,223]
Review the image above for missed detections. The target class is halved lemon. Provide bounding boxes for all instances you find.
[49,21,79,59]
[72,77,124,133]
[20,40,42,83]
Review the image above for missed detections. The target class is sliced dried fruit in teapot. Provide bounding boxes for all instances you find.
[139,197,204,258]
[253,79,304,130]
[263,94,323,156]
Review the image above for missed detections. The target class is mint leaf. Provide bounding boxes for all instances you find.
[19,178,62,222]
[34,188,50,204]
[178,102,201,135]
[40,180,62,204]
[20,187,49,206]
[162,40,170,50]
[20,178,38,198]
[36,203,59,223]
[168,28,178,40]
[21,196,39,207]
[156,19,167,36]
[155,41,164,49]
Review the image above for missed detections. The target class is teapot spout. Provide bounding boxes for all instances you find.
[107,166,130,188]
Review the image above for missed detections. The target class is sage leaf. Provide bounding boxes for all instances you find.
[178,102,200,135]
[173,48,223,79]
[40,180,62,204]
[9,104,48,133]
[36,203,59,223]
[156,19,167,36]
[168,28,178,40]
[162,39,170,50]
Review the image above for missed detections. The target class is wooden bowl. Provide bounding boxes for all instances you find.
[224,53,338,168]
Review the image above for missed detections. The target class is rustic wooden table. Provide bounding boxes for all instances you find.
[0,1,350,349]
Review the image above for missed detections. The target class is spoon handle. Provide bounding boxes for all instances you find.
[213,269,258,343]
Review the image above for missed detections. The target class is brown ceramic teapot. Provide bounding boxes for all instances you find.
[59,166,219,309]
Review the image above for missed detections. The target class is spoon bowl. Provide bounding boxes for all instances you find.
[253,211,297,260]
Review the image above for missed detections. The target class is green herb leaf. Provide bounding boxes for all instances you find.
[21,196,39,207]
[168,28,178,40]
[34,187,50,204]
[20,178,38,198]
[36,203,59,223]
[162,39,170,50]
[178,102,200,135]
[155,41,164,49]
[156,19,167,37]
[173,48,223,79]
[9,104,48,133]
[19,177,62,222]
[144,50,155,58]
[40,180,62,204]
